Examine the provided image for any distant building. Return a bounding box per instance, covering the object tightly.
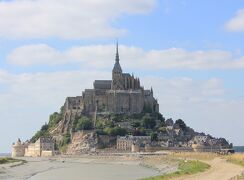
[117,136,151,152]
[193,135,209,144]
[12,137,54,157]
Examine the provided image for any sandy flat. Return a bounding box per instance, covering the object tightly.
[0,155,173,180]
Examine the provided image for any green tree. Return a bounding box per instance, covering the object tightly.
[76,117,92,131]
[60,106,65,115]
[157,113,165,121]
[132,128,146,136]
[104,127,127,136]
[142,114,156,129]
[58,133,71,153]
[72,118,79,132]
[104,120,115,128]
[41,123,49,131]
[30,129,50,143]
[95,129,107,135]
[174,119,187,130]
[95,119,105,129]
[157,113,166,126]
[48,112,62,129]
[62,133,71,145]
[131,121,141,128]
[151,132,158,142]
[158,127,167,133]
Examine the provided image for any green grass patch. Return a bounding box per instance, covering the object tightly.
[0,157,26,165]
[142,160,210,180]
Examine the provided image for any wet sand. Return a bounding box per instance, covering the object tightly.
[0,155,177,180]
[29,161,158,180]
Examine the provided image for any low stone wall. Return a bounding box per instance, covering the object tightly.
[193,146,221,153]
[145,146,193,152]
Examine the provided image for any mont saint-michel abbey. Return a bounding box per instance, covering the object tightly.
[65,43,159,115]
[12,44,232,157]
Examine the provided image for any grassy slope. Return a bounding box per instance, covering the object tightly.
[142,160,210,180]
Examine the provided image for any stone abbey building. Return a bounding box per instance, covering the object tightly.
[64,43,159,115]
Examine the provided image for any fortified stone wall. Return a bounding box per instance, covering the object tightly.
[12,138,54,157]
[12,139,26,157]
[25,143,41,157]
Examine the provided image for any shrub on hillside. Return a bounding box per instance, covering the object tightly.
[104,127,127,136]
[142,114,156,129]
[151,132,158,141]
[48,112,62,129]
[76,117,92,131]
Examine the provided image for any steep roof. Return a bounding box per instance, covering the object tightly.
[94,80,112,89]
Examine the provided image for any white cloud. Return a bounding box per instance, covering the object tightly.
[0,0,155,39]
[225,9,244,32]
[142,76,226,108]
[7,44,67,66]
[7,44,244,70]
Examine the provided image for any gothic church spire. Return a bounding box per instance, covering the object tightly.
[113,40,122,73]
[116,40,119,63]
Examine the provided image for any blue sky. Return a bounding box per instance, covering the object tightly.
[0,0,244,153]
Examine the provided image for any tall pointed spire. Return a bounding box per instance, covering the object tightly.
[115,39,119,63]
[112,39,122,73]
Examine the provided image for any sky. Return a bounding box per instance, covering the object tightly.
[0,0,244,153]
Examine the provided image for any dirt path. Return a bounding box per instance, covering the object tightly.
[174,157,244,180]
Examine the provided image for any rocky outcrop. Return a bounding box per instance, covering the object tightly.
[66,131,98,155]
[50,110,83,135]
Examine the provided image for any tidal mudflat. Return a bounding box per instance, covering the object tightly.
[0,155,176,180]
[29,161,158,180]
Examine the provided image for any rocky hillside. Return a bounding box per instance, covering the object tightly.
[30,104,231,154]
